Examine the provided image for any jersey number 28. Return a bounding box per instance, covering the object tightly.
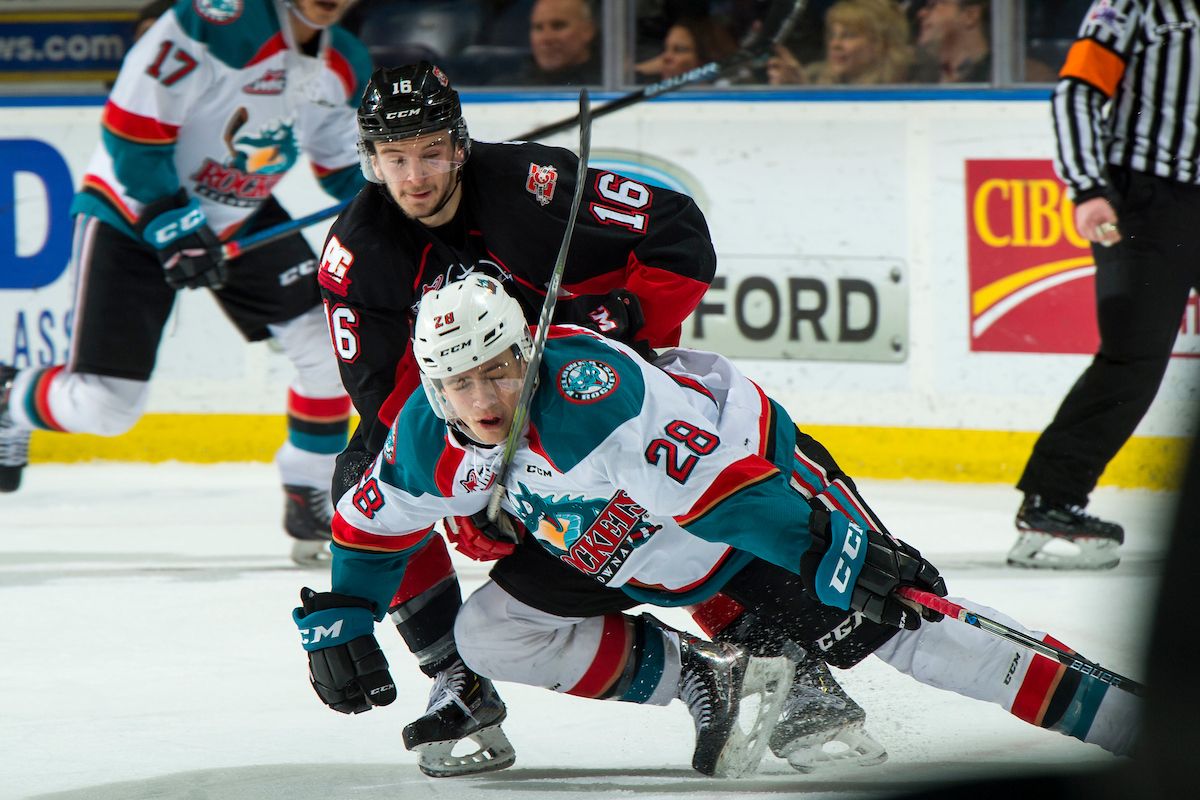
[645,420,719,484]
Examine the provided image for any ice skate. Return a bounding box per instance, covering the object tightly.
[283,484,333,567]
[1008,494,1124,570]
[678,636,794,778]
[401,658,515,778]
[769,651,888,773]
[0,365,29,494]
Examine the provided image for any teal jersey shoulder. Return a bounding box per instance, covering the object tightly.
[379,390,454,497]
[531,331,646,473]
[327,25,373,106]
[175,0,280,70]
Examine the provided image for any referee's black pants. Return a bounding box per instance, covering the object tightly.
[1018,167,1200,506]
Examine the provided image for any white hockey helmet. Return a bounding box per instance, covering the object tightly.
[413,275,532,420]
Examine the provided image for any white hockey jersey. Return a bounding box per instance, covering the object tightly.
[330,327,881,615]
[72,0,370,240]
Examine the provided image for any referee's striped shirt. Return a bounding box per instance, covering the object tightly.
[1052,0,1200,201]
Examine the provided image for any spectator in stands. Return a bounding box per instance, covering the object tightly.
[496,0,601,85]
[134,0,175,41]
[767,0,912,85]
[636,15,740,81]
[910,0,991,82]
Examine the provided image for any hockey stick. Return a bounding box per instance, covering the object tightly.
[512,0,808,142]
[218,0,805,262]
[219,199,351,262]
[896,587,1146,698]
[485,89,592,532]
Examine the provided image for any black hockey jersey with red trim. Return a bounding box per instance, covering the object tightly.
[319,139,717,455]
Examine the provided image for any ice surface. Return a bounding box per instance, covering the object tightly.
[0,464,1170,800]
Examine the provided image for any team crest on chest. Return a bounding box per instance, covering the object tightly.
[527,163,558,206]
[557,359,618,404]
[194,0,243,24]
[460,466,496,492]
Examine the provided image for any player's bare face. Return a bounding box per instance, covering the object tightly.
[372,133,463,226]
[440,354,526,445]
[289,0,355,32]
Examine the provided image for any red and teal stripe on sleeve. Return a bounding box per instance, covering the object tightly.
[100,103,181,205]
[330,527,436,621]
[313,162,365,201]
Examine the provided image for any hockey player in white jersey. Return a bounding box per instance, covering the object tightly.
[0,0,371,566]
[293,276,1139,776]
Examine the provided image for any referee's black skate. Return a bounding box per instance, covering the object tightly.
[283,484,334,567]
[677,635,794,778]
[0,365,28,494]
[769,650,887,773]
[402,658,515,778]
[1009,494,1124,570]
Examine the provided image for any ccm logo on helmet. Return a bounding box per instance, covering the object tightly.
[439,341,470,357]
[385,109,421,120]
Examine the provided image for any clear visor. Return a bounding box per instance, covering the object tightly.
[372,134,466,179]
[429,347,528,423]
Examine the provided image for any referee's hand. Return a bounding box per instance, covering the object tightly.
[1076,197,1121,248]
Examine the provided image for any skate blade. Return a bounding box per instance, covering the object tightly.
[1006,532,1120,570]
[290,539,331,568]
[711,655,796,779]
[781,722,889,774]
[413,722,516,778]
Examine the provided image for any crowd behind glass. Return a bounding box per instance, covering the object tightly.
[337,0,1088,90]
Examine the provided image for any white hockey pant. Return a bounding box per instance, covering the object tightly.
[873,596,1138,757]
[455,580,680,706]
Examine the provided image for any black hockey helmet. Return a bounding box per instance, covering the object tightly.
[358,62,469,150]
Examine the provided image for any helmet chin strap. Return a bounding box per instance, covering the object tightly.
[282,0,331,31]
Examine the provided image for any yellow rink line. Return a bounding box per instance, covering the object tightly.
[27,414,1187,491]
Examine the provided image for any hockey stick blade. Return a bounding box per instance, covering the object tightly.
[514,0,807,142]
[485,89,592,530]
[896,587,1147,697]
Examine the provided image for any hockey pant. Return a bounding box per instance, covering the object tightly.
[7,307,348,491]
[454,580,1137,756]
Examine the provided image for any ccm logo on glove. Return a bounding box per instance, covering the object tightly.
[148,204,206,247]
[827,521,864,594]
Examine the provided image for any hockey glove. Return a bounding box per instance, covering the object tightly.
[136,190,226,290]
[799,508,947,630]
[560,289,646,346]
[444,511,523,560]
[293,587,397,714]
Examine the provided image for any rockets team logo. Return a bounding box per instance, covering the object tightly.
[527,163,558,206]
[194,0,243,24]
[557,360,618,404]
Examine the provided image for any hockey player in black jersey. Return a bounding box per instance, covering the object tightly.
[310,61,881,777]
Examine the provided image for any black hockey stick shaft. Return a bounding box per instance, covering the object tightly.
[897,588,1146,697]
[219,199,351,262]
[485,89,592,529]
[513,0,807,142]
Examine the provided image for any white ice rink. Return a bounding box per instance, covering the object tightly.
[0,463,1171,800]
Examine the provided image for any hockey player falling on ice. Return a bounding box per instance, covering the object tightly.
[314,60,886,777]
[293,276,1138,777]
[0,0,370,566]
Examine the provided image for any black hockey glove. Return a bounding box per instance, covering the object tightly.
[799,508,947,630]
[136,190,226,291]
[293,587,397,714]
[560,289,646,346]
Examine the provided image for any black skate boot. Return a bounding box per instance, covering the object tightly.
[677,635,793,778]
[768,649,887,773]
[401,658,515,778]
[0,365,29,493]
[283,484,333,567]
[1009,494,1124,570]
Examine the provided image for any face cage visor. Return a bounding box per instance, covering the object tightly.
[359,123,469,184]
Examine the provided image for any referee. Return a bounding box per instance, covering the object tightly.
[1010,0,1200,570]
